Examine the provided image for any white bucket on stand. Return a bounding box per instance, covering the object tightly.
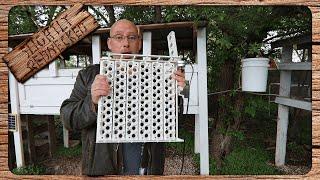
[241,58,269,92]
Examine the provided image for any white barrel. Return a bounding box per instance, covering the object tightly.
[241,58,269,92]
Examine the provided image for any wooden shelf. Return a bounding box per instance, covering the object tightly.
[277,62,311,71]
[275,96,311,111]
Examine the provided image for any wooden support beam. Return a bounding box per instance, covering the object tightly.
[271,35,311,49]
[25,115,36,164]
[276,104,290,166]
[63,125,69,148]
[278,62,311,71]
[92,35,101,65]
[196,27,209,175]
[142,31,152,55]
[275,97,312,111]
[47,116,56,157]
[9,69,25,168]
[94,21,207,35]
[275,44,292,167]
[49,60,58,77]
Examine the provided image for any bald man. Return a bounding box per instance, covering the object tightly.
[61,19,186,176]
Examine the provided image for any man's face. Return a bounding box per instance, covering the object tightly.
[107,21,141,54]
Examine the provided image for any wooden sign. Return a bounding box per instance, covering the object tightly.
[2,3,99,83]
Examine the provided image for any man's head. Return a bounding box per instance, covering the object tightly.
[107,19,141,54]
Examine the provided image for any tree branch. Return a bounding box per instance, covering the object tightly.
[46,6,58,26]
[105,5,115,27]
[154,6,162,23]
[22,6,40,28]
[262,30,304,43]
[88,5,109,26]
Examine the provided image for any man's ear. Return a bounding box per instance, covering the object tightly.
[138,40,142,51]
[137,27,142,51]
[107,38,112,51]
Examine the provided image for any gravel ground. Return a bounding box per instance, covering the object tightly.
[276,165,311,175]
[164,155,198,175]
[39,153,310,176]
[40,153,197,175]
[40,156,82,175]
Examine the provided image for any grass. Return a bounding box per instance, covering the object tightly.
[207,134,279,175]
[287,141,305,154]
[172,108,282,175]
[11,144,82,175]
[212,114,279,175]
[12,165,46,175]
[168,126,279,175]
[55,144,82,158]
[219,146,279,175]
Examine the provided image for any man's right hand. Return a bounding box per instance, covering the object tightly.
[91,75,111,104]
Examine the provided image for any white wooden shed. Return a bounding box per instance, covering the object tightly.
[8,21,209,174]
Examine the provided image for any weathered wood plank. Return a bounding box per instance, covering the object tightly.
[313,117,320,145]
[0,0,319,5]
[313,90,320,102]
[277,62,311,70]
[0,118,8,132]
[0,103,8,114]
[3,3,99,83]
[312,71,320,91]
[312,101,320,111]
[311,7,320,44]
[0,63,7,68]
[309,148,320,175]
[0,90,8,103]
[0,47,8,54]
[271,35,311,49]
[275,97,312,111]
[0,144,8,157]
[313,45,320,71]
[275,45,292,166]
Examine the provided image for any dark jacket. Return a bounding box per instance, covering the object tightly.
[60,64,166,175]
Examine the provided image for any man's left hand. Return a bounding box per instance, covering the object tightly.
[171,69,186,89]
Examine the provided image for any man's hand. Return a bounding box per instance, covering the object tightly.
[171,69,186,89]
[91,75,111,104]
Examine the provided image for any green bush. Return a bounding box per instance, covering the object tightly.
[55,144,82,158]
[12,165,45,175]
[220,147,278,175]
[287,142,304,154]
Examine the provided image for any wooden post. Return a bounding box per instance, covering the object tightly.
[194,117,200,154]
[49,61,58,77]
[25,115,36,164]
[275,45,292,166]
[92,35,101,64]
[196,27,209,175]
[63,126,69,148]
[143,31,152,55]
[47,115,56,157]
[9,70,25,167]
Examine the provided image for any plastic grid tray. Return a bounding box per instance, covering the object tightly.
[96,53,183,143]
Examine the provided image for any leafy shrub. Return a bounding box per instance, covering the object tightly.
[220,147,278,175]
[55,144,82,158]
[12,165,45,175]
